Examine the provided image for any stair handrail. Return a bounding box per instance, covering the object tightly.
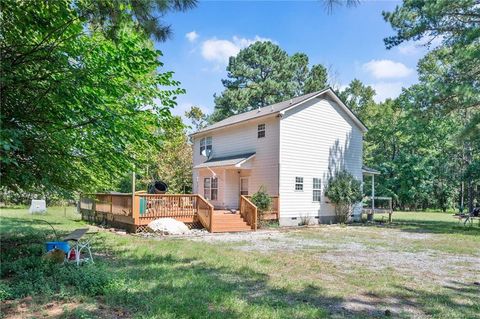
[196,194,214,232]
[240,195,258,231]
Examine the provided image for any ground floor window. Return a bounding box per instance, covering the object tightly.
[313,178,322,202]
[204,177,218,200]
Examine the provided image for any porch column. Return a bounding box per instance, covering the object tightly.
[371,174,375,210]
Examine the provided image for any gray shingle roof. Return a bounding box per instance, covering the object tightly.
[192,88,329,136]
[194,152,256,169]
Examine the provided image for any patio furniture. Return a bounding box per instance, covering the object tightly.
[62,228,96,265]
[454,208,480,226]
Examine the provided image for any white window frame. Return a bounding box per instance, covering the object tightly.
[295,177,304,191]
[240,177,249,196]
[257,124,266,138]
[203,177,218,200]
[200,136,212,155]
[313,178,322,202]
[203,177,210,199]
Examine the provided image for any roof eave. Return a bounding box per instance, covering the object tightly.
[190,112,279,138]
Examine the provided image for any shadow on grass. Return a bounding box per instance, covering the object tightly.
[2,214,479,319]
[353,218,480,237]
[97,241,480,319]
[103,252,351,319]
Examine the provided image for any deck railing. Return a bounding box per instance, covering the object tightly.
[80,193,263,232]
[196,195,214,232]
[245,195,279,220]
[240,195,258,230]
[79,193,134,227]
[137,194,197,219]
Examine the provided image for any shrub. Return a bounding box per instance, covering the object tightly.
[324,171,362,223]
[251,186,272,214]
[1,243,114,300]
[250,186,272,226]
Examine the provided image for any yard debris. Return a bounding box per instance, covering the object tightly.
[147,218,191,235]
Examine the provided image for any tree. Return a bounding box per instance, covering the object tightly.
[0,1,187,197]
[150,116,193,194]
[185,106,209,132]
[76,0,197,41]
[304,64,329,94]
[383,0,479,139]
[324,171,362,223]
[383,0,480,211]
[211,42,329,122]
[338,79,376,121]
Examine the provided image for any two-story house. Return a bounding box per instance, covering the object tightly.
[191,87,368,226]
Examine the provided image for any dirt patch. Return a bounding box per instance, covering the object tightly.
[1,297,131,319]
[185,226,480,318]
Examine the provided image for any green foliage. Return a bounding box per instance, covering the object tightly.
[338,79,376,120]
[185,106,209,132]
[1,230,113,300]
[0,0,186,197]
[116,116,193,194]
[211,41,329,122]
[382,0,480,211]
[251,186,272,213]
[324,171,362,223]
[74,0,197,42]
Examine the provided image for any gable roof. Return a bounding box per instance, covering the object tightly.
[191,87,367,136]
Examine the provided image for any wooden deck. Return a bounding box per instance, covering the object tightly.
[79,193,279,233]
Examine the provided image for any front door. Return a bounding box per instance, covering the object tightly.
[240,177,249,196]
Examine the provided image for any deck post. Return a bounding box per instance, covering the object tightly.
[388,198,393,223]
[132,195,140,226]
[209,205,213,232]
[371,175,375,211]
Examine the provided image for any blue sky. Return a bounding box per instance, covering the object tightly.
[156,1,428,119]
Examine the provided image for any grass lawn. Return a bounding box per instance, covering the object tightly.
[1,207,479,319]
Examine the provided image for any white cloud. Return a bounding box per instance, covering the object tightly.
[362,59,413,79]
[185,31,199,43]
[201,35,274,65]
[397,36,444,56]
[370,82,404,103]
[397,43,420,55]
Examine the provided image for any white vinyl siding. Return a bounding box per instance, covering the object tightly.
[192,116,280,209]
[279,97,363,221]
[192,94,364,218]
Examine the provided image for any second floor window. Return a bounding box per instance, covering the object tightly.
[200,136,212,155]
[295,177,303,191]
[258,124,266,138]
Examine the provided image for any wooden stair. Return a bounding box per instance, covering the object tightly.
[212,211,252,233]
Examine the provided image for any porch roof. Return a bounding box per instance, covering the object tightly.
[194,152,256,169]
[362,166,381,176]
